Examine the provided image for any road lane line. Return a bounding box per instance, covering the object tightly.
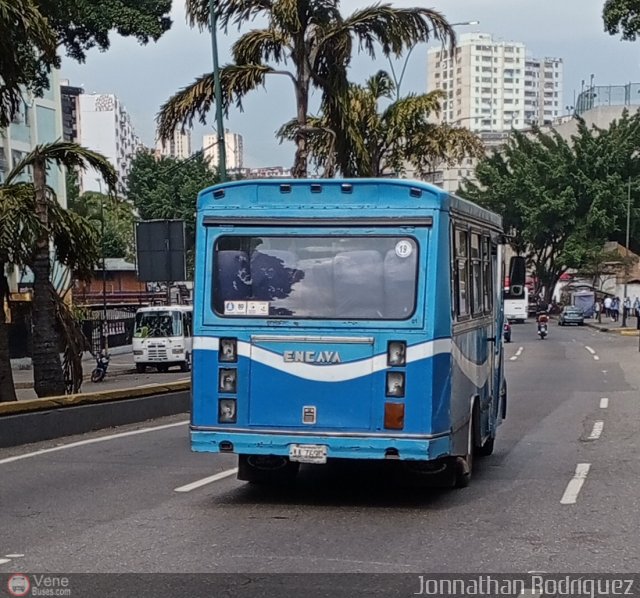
[600,398,609,409]
[174,468,238,492]
[0,559,10,565]
[593,355,600,361]
[585,346,596,355]
[516,347,524,356]
[4,554,24,558]
[0,421,189,466]
[510,356,518,361]
[588,421,604,440]
[560,463,591,505]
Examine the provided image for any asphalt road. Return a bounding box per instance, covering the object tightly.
[1,321,639,592]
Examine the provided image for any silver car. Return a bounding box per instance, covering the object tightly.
[558,306,585,326]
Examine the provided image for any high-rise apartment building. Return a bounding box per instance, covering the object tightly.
[155,128,192,159]
[77,93,140,195]
[203,130,244,171]
[427,33,563,131]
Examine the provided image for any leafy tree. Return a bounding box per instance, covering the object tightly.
[6,143,118,398]
[157,0,455,177]
[278,70,484,177]
[603,0,640,40]
[460,113,640,302]
[68,190,137,260]
[35,0,172,62]
[1,0,172,127]
[127,151,221,274]
[0,0,57,127]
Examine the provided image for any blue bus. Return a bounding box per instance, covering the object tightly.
[191,178,521,487]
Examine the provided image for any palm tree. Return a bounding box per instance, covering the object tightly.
[157,0,455,178]
[5,143,118,398]
[279,70,485,178]
[0,0,57,127]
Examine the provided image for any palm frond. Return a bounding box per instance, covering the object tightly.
[328,4,455,59]
[6,142,118,196]
[156,64,274,141]
[271,0,302,33]
[186,0,274,30]
[233,28,290,64]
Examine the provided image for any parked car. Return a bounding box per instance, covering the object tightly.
[503,322,512,342]
[559,306,585,326]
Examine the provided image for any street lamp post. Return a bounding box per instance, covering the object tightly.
[388,20,479,99]
[209,0,227,181]
[622,176,631,327]
[96,179,107,353]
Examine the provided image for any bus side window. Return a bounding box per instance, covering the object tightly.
[454,227,469,318]
[215,250,251,313]
[334,250,384,318]
[383,249,417,318]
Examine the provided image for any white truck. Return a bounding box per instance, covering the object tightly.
[132,305,193,373]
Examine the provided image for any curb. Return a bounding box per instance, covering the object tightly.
[0,380,190,417]
[584,321,638,334]
[12,368,139,390]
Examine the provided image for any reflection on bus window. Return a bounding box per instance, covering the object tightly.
[213,236,419,320]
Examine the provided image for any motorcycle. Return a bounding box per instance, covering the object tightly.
[503,322,512,343]
[91,350,110,382]
[537,320,548,340]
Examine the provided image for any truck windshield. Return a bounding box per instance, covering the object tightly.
[134,311,183,338]
[213,235,419,320]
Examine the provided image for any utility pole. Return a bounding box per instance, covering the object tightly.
[96,179,108,353]
[622,176,631,327]
[209,0,227,181]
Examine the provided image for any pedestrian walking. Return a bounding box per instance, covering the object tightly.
[623,297,631,324]
[604,296,612,318]
[594,300,602,323]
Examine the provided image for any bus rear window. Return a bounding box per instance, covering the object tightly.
[213,236,419,320]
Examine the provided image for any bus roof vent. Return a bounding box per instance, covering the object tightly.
[409,187,422,198]
[310,183,322,193]
[213,189,225,199]
[280,184,292,194]
[341,183,353,194]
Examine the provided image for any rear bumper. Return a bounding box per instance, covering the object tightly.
[191,430,451,461]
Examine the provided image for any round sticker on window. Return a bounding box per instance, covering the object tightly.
[395,240,413,258]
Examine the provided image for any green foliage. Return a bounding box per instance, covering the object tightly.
[127,151,221,275]
[68,191,137,261]
[278,70,485,177]
[35,0,172,62]
[159,0,456,177]
[460,111,640,300]
[603,0,640,40]
[0,0,57,127]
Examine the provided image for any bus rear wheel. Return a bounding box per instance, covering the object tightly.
[238,454,299,485]
[453,411,476,488]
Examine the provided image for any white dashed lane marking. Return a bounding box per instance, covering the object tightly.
[560,463,591,505]
[174,468,239,493]
[600,398,609,409]
[588,421,604,440]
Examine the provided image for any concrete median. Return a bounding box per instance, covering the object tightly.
[0,381,191,449]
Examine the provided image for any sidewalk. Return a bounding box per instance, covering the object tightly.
[10,345,135,389]
[585,318,640,335]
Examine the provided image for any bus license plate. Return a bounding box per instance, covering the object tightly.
[289,444,327,464]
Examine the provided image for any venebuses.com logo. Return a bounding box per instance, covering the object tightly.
[7,574,30,597]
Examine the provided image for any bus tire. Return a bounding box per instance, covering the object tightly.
[180,353,191,372]
[477,436,495,457]
[238,454,299,485]
[157,364,169,373]
[454,411,476,488]
[136,364,146,374]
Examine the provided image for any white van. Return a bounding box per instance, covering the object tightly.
[132,305,193,373]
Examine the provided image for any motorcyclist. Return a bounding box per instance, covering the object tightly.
[536,303,549,335]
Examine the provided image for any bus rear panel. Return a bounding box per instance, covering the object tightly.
[191,179,505,484]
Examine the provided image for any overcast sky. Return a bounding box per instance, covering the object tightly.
[61,0,640,169]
